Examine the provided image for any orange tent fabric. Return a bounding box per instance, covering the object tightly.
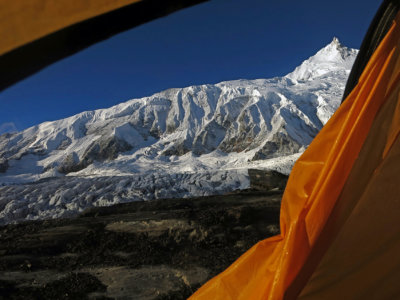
[190,10,400,300]
[297,47,400,300]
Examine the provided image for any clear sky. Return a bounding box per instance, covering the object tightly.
[0,0,381,134]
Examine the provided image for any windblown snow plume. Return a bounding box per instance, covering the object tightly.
[0,38,357,224]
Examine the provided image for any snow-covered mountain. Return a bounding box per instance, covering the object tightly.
[0,38,358,224]
[287,37,357,83]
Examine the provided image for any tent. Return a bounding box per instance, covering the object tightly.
[2,0,400,298]
[190,0,400,298]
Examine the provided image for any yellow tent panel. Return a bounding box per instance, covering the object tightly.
[0,0,206,91]
[0,0,141,57]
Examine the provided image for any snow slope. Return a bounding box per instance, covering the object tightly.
[0,38,357,224]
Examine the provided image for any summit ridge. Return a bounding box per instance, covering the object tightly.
[0,38,358,224]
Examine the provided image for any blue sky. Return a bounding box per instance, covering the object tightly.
[0,0,381,133]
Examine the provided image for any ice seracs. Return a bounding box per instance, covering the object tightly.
[0,38,358,224]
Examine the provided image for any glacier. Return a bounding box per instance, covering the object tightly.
[0,38,358,224]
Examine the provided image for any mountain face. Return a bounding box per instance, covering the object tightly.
[286,37,357,83]
[0,38,358,224]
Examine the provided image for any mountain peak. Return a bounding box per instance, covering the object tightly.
[331,36,340,46]
[317,37,349,59]
[325,37,345,53]
[286,37,358,82]
[0,37,358,224]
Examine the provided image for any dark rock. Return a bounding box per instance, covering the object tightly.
[252,132,301,160]
[248,169,288,191]
[73,136,133,172]
[56,136,133,174]
[56,138,72,150]
[0,159,8,173]
[0,190,282,299]
[86,136,132,161]
[161,142,190,156]
[192,121,226,155]
[57,152,80,174]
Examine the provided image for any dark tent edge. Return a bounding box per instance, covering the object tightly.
[342,0,400,101]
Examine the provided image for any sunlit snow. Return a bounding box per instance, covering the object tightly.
[0,38,358,224]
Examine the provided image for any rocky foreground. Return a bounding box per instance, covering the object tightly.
[0,171,286,299]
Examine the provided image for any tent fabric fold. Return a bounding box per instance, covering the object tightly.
[190,10,400,300]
